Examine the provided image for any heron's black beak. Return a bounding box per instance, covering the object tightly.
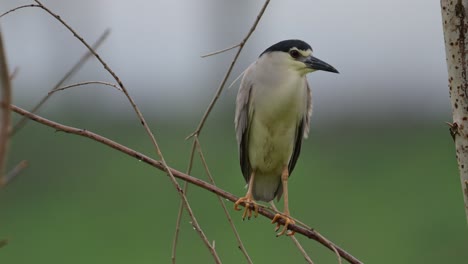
[304,55,339,73]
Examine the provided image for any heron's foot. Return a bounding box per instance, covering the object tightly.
[272,213,296,236]
[234,196,259,220]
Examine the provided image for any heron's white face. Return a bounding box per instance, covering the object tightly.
[266,47,339,77]
[285,47,315,75]
[256,46,338,82]
[259,47,314,77]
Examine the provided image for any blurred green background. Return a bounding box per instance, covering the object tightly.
[1,115,467,263]
[2,0,468,263]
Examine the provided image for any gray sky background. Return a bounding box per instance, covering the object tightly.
[1,0,449,123]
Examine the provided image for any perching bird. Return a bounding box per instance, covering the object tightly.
[234,39,338,236]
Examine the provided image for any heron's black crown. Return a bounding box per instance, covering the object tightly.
[260,39,312,57]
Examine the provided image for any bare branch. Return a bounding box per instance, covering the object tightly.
[11,28,111,135]
[11,104,363,264]
[0,26,12,186]
[31,1,221,261]
[195,137,253,264]
[187,0,271,139]
[49,81,122,95]
[0,4,40,18]
[201,44,240,58]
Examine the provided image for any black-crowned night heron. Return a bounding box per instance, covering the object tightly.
[233,39,338,236]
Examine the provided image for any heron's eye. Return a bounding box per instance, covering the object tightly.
[289,49,300,59]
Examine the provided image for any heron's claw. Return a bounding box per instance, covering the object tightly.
[234,196,259,220]
[272,213,296,236]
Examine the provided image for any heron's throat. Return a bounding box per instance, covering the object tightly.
[253,72,307,124]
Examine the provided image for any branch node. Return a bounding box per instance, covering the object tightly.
[447,121,460,140]
[185,131,198,140]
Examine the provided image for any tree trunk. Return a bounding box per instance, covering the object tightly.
[441,0,468,223]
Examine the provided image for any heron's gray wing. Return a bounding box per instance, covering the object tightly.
[288,80,312,174]
[235,63,255,183]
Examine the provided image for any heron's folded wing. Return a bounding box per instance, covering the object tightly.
[288,80,312,175]
[235,63,255,183]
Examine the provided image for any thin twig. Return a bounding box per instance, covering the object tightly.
[49,81,122,95]
[291,237,315,264]
[187,0,271,139]
[11,104,363,264]
[171,141,196,264]
[171,182,187,264]
[0,4,40,18]
[195,137,253,264]
[1,160,28,187]
[31,1,221,262]
[11,28,111,135]
[0,26,12,186]
[201,44,240,58]
[270,202,314,264]
[9,67,19,80]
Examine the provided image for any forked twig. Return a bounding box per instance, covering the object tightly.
[11,28,111,135]
[195,138,253,263]
[30,1,221,262]
[11,104,363,264]
[187,0,271,139]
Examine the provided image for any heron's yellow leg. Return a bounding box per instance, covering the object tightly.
[234,171,259,219]
[272,166,296,236]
